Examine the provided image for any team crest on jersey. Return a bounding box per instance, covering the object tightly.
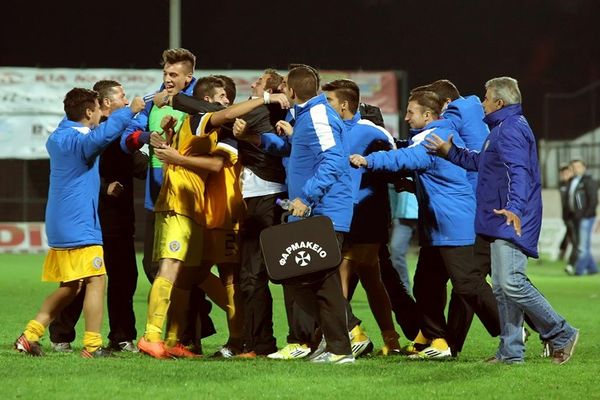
[92,257,103,269]
[169,240,181,252]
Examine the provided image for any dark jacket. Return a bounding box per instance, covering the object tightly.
[570,174,598,219]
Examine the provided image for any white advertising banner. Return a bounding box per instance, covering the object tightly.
[0,67,400,159]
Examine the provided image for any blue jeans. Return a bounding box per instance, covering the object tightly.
[575,217,599,275]
[490,239,577,362]
[389,219,416,294]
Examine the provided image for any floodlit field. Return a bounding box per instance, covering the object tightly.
[1,253,599,399]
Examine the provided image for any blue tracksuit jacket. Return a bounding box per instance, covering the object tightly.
[446,104,542,258]
[364,118,475,247]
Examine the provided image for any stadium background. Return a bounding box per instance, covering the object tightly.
[1,0,599,256]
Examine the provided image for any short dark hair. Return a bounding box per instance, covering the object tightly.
[63,88,99,121]
[193,76,226,100]
[321,79,360,114]
[408,90,443,117]
[263,68,284,93]
[213,74,237,104]
[427,79,460,101]
[288,63,321,88]
[92,80,121,103]
[287,65,319,102]
[161,48,196,72]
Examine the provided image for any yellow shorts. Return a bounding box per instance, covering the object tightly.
[342,243,379,266]
[154,212,204,265]
[202,229,240,265]
[42,245,105,282]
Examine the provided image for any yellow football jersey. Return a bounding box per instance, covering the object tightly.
[154,114,217,225]
[203,130,245,231]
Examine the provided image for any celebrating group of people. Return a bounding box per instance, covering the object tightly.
[14,47,579,365]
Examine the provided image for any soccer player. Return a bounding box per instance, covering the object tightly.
[350,90,497,359]
[48,80,146,353]
[14,88,144,358]
[322,79,402,356]
[121,47,197,283]
[137,76,290,359]
[260,65,355,363]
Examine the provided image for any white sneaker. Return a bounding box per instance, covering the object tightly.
[565,265,575,275]
[308,337,327,360]
[267,343,311,359]
[212,345,240,358]
[310,351,355,364]
[50,342,73,353]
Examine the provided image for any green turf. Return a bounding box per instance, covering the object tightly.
[1,253,599,399]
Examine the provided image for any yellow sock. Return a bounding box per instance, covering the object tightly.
[414,330,430,345]
[350,324,369,342]
[83,331,102,353]
[145,276,173,342]
[24,320,45,342]
[225,283,244,345]
[430,338,449,350]
[164,287,190,347]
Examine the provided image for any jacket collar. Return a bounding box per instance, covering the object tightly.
[344,111,362,129]
[483,104,522,128]
[294,93,328,117]
[409,118,450,138]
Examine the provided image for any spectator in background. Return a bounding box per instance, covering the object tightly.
[567,159,598,276]
[558,164,577,269]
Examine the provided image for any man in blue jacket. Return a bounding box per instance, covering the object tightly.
[260,65,355,363]
[14,88,144,358]
[425,76,579,364]
[422,79,489,192]
[351,90,500,359]
[321,79,401,356]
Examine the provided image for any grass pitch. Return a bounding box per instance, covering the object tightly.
[1,253,599,399]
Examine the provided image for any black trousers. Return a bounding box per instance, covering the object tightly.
[49,287,85,343]
[413,243,500,350]
[104,235,138,342]
[284,269,352,355]
[378,244,420,340]
[239,193,284,354]
[50,234,139,343]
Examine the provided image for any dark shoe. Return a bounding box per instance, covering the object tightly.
[552,330,579,365]
[109,340,139,353]
[81,347,113,358]
[14,334,43,356]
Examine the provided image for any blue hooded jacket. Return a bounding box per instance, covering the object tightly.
[364,118,475,247]
[447,104,542,258]
[442,95,489,191]
[260,94,354,232]
[45,107,136,248]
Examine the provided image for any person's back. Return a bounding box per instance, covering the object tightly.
[287,93,353,231]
